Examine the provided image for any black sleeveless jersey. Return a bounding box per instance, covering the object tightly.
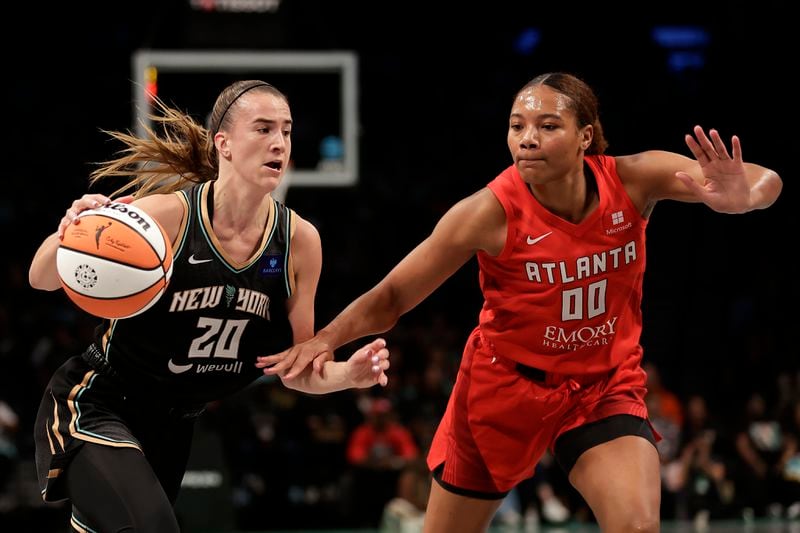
[94,182,295,405]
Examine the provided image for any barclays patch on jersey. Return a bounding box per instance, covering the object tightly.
[259,254,284,277]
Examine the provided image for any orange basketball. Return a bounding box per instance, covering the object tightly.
[56,202,173,319]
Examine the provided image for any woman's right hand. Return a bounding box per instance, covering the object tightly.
[57,194,134,239]
[30,194,134,291]
[57,194,109,239]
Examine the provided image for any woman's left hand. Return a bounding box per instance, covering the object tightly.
[344,338,390,388]
[676,125,751,213]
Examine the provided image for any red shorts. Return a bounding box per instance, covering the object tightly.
[427,328,650,494]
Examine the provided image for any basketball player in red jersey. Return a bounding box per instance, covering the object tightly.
[258,72,783,532]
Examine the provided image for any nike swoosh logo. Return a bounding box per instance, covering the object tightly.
[168,359,193,374]
[526,232,552,245]
[188,254,213,265]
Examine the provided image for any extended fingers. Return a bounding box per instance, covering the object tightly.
[731,135,743,162]
[346,340,390,387]
[255,350,287,368]
[364,337,387,355]
[58,194,112,238]
[708,129,731,160]
[687,126,738,165]
[370,348,390,387]
[694,125,720,160]
[77,194,112,212]
[684,125,719,165]
[350,338,389,371]
[684,132,707,165]
[369,347,390,374]
[264,356,295,375]
[259,350,297,376]
[283,350,321,380]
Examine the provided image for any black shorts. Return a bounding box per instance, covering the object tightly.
[553,413,656,473]
[34,350,201,503]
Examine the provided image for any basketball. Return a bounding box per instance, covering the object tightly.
[56,202,173,319]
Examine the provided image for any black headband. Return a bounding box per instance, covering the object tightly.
[213,82,273,133]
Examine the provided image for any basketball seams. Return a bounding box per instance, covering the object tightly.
[99,212,165,264]
[61,213,161,270]
[61,281,167,319]
[56,203,173,319]
[81,205,168,259]
[58,272,166,300]
[57,243,161,271]
[112,214,165,263]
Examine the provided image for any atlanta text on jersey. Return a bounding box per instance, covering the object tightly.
[525,241,637,284]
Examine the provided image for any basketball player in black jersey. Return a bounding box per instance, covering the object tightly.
[28,81,390,533]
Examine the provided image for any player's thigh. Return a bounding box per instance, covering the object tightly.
[568,435,660,532]
[66,442,179,533]
[423,479,504,533]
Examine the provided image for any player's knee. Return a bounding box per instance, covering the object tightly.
[619,511,659,533]
[596,497,659,533]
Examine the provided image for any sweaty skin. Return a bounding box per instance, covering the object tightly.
[517,90,571,113]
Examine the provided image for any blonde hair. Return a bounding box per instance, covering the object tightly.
[90,80,286,199]
[89,96,216,198]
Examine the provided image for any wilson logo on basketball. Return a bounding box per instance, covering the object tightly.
[107,202,152,232]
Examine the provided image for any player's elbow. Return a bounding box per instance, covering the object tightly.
[767,170,783,203]
[753,170,783,211]
[376,284,407,330]
[28,266,60,291]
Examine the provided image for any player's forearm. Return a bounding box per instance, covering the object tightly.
[316,285,403,350]
[282,361,353,394]
[29,233,62,291]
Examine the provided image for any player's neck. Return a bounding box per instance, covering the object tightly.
[529,163,598,224]
[212,179,271,231]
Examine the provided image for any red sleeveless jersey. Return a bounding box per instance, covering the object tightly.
[478,155,647,374]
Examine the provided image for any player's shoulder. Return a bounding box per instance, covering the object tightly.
[132,193,186,237]
[133,192,185,213]
[289,212,321,246]
[442,187,505,239]
[452,187,501,215]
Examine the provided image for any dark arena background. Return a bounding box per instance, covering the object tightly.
[1,1,796,531]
